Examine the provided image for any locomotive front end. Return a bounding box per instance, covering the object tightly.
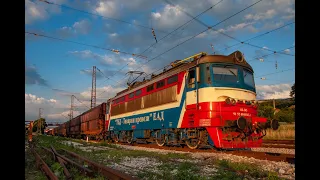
[193,51,279,149]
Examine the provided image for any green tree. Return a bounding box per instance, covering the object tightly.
[274,108,295,123]
[258,105,275,120]
[32,118,47,133]
[290,83,295,100]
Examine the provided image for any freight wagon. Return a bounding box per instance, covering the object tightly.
[68,115,81,138]
[80,103,107,140]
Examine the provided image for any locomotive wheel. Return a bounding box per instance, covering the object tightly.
[155,130,167,147]
[126,131,134,144]
[112,133,120,143]
[185,139,201,149]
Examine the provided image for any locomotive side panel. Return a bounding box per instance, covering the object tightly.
[109,72,186,133]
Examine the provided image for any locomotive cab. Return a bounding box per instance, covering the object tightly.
[183,51,279,149]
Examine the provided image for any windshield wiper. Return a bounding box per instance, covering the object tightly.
[224,66,237,76]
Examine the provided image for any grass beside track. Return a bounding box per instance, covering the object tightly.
[264,123,295,140]
[25,135,286,180]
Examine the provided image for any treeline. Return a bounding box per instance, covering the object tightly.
[26,118,48,134]
[258,98,295,123]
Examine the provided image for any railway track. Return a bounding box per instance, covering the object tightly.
[262,139,295,145]
[261,139,295,149]
[85,140,295,164]
[261,144,295,149]
[28,141,138,180]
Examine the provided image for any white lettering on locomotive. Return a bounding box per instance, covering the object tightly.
[115,111,165,126]
[232,112,251,117]
[240,108,248,112]
[153,111,164,121]
[115,119,121,126]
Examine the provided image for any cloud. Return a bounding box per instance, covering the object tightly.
[51,88,81,97]
[25,29,47,41]
[284,49,290,54]
[197,22,257,39]
[73,19,91,34]
[80,68,127,80]
[56,19,91,38]
[245,9,277,21]
[25,65,49,87]
[95,0,119,17]
[151,4,189,30]
[80,69,104,79]
[68,50,147,72]
[25,0,65,24]
[80,85,126,101]
[256,83,292,100]
[25,94,57,104]
[25,93,70,122]
[56,26,74,38]
[109,33,117,37]
[47,110,81,121]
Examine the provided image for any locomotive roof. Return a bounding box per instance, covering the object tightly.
[113,50,253,99]
[198,51,253,70]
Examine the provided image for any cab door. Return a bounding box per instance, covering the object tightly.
[186,66,200,110]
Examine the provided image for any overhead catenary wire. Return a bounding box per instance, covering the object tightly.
[141,0,264,74]
[162,0,240,41]
[254,68,295,78]
[96,0,264,98]
[25,31,148,59]
[73,95,90,109]
[136,0,225,57]
[92,1,224,88]
[162,0,294,57]
[37,0,168,34]
[96,67,122,87]
[221,22,295,52]
[248,46,295,63]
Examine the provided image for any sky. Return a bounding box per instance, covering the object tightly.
[25,0,295,123]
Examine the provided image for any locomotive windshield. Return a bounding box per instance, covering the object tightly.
[210,64,255,92]
[243,69,255,88]
[212,66,238,83]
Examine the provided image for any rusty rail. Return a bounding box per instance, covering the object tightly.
[29,143,59,180]
[41,147,72,179]
[49,146,94,177]
[41,147,56,161]
[57,156,72,180]
[62,149,139,180]
[262,139,295,145]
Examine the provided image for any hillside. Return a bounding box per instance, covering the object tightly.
[258,98,295,109]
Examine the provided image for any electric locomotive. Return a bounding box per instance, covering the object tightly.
[106,51,279,149]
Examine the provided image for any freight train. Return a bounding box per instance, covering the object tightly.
[51,51,279,149]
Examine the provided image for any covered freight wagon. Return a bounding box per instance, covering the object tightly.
[69,115,81,138]
[81,102,106,140]
[53,127,58,136]
[59,123,67,137]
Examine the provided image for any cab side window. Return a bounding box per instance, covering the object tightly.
[188,69,196,88]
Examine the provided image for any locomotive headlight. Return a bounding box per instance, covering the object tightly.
[225,98,231,104]
[231,98,236,105]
